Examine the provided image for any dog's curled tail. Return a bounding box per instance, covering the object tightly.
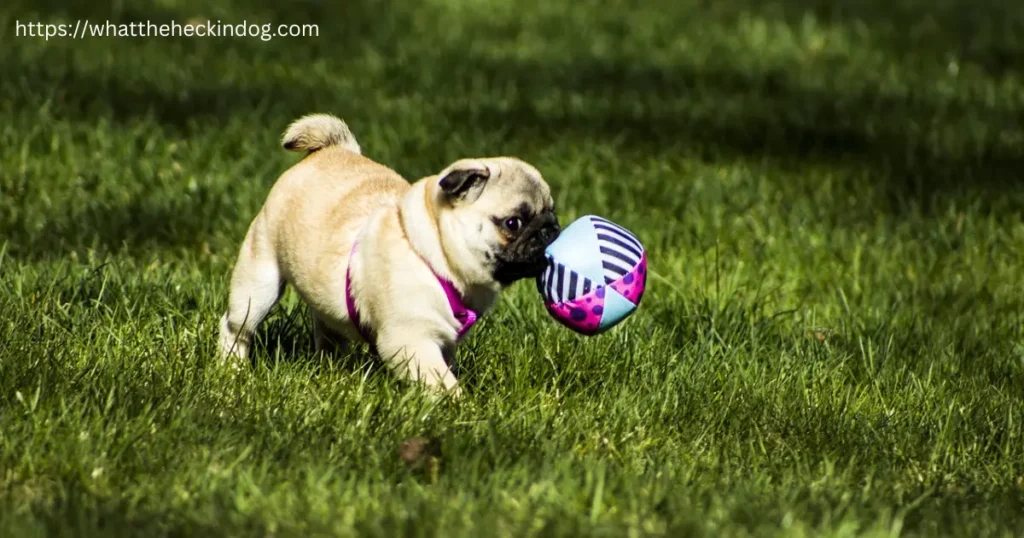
[281,113,361,154]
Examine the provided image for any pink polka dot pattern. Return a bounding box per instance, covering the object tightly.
[608,254,647,304]
[545,287,606,335]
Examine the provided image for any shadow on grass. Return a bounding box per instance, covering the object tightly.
[248,301,383,377]
[759,0,1024,78]
[2,0,404,132]
[438,52,1023,211]
[5,187,228,260]
[4,0,1023,258]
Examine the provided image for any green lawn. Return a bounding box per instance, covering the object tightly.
[3,0,1024,536]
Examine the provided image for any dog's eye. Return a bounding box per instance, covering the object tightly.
[504,217,522,232]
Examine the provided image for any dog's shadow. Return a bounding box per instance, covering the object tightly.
[248,303,383,376]
[247,301,473,384]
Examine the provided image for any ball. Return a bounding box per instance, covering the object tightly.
[536,215,647,335]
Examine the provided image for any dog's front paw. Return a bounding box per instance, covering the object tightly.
[379,339,462,400]
[421,382,463,404]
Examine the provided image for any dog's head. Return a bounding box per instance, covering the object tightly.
[429,157,561,288]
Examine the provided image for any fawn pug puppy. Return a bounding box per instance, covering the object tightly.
[217,114,561,396]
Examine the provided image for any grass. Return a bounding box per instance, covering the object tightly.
[2,0,1024,535]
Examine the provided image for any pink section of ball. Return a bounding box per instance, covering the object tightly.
[544,287,607,335]
[608,254,647,304]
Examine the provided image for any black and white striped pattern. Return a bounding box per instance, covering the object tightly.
[590,216,644,284]
[539,259,595,304]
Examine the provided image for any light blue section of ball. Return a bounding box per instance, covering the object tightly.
[543,215,606,284]
[599,287,636,330]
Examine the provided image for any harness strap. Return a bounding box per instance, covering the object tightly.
[345,240,478,345]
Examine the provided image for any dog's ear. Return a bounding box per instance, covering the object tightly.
[437,160,491,204]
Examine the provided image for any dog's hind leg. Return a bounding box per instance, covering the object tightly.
[218,213,283,365]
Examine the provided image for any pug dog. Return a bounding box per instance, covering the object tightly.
[217,113,561,397]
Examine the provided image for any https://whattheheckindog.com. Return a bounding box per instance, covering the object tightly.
[15,19,319,41]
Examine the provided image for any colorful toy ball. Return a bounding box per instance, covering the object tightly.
[536,215,647,335]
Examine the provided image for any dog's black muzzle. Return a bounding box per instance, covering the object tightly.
[493,211,561,285]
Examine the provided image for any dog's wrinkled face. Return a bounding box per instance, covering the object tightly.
[433,157,560,287]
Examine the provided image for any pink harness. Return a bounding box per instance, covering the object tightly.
[344,241,479,346]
